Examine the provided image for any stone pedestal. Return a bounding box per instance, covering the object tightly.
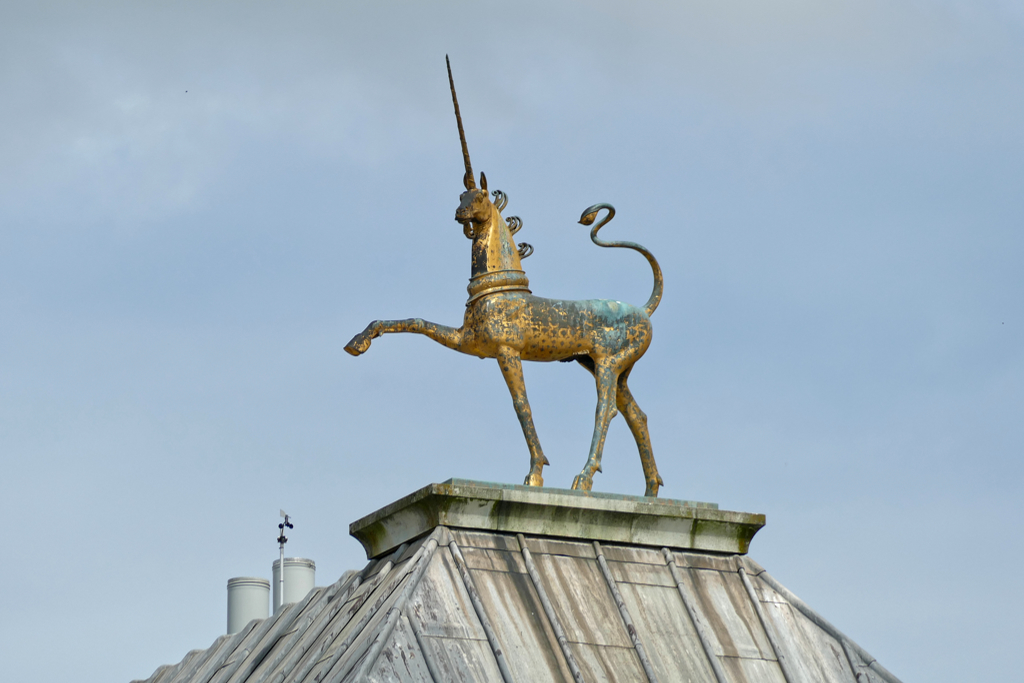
[349,478,765,559]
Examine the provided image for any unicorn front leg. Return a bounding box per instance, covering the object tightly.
[495,346,549,487]
[344,318,465,356]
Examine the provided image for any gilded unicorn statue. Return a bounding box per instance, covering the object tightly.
[346,58,665,496]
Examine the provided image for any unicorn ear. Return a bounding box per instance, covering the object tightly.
[480,172,487,191]
[463,170,476,190]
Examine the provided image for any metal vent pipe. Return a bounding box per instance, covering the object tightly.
[226,577,270,634]
[272,557,315,614]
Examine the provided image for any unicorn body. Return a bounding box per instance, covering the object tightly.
[344,59,664,496]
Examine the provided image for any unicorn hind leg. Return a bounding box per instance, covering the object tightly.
[572,361,620,492]
[616,368,662,497]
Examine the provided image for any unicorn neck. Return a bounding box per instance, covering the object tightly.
[466,206,531,304]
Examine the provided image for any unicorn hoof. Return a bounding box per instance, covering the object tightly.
[644,474,664,498]
[344,336,369,356]
[571,474,593,492]
[345,322,382,356]
[523,472,544,487]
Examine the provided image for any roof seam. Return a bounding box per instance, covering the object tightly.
[738,565,796,683]
[662,547,729,683]
[409,633,490,643]
[404,612,442,683]
[518,533,586,683]
[593,540,660,683]
[613,580,677,588]
[561,642,647,649]
[447,537,516,683]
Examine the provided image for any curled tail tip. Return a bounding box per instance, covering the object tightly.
[579,203,613,226]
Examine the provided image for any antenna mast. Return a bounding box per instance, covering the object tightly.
[277,510,293,611]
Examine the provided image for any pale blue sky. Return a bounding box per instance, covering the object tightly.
[1,2,1022,681]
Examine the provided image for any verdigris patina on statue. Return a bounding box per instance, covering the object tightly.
[346,58,665,496]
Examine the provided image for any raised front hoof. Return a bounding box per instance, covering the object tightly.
[644,475,665,498]
[523,472,544,487]
[571,474,593,492]
[344,332,373,356]
[346,337,370,356]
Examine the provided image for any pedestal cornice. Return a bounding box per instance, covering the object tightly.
[349,479,766,559]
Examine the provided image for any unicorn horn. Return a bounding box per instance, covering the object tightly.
[446,55,476,190]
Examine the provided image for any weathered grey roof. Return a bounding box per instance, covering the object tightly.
[133,524,903,683]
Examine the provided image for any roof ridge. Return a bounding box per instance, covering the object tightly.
[742,557,904,683]
[243,572,361,683]
[168,628,253,683]
[315,528,446,683]
[214,586,325,683]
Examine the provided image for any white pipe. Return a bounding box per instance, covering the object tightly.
[272,557,316,614]
[226,577,269,634]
